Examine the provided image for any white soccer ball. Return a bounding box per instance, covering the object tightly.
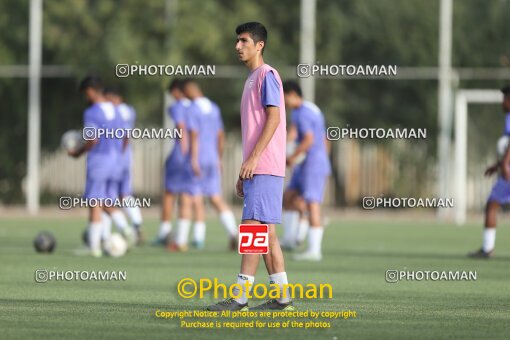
[103,233,128,258]
[497,135,509,158]
[61,130,85,153]
[286,142,305,164]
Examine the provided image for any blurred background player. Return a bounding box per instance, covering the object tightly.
[170,79,237,250]
[155,79,192,247]
[468,86,510,258]
[69,75,134,257]
[281,81,331,261]
[104,87,144,244]
[208,22,293,311]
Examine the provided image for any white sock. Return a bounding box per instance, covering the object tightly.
[269,272,291,303]
[122,196,143,226]
[233,274,255,304]
[308,227,324,255]
[220,210,237,237]
[89,222,103,251]
[175,219,191,246]
[158,221,172,240]
[482,228,496,252]
[282,211,299,245]
[296,218,310,244]
[193,221,206,244]
[111,210,130,233]
[101,212,112,241]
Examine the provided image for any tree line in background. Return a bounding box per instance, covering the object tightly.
[0,0,509,203]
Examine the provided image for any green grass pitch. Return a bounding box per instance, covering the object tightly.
[1,214,509,339]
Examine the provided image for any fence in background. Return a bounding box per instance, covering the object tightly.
[40,137,495,211]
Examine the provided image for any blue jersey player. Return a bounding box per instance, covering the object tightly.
[104,87,144,244]
[155,79,194,248]
[469,85,510,258]
[69,76,133,257]
[168,79,238,251]
[281,81,331,261]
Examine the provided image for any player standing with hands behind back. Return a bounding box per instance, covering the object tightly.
[207,22,294,311]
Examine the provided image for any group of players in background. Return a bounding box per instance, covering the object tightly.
[70,76,143,257]
[71,74,332,262]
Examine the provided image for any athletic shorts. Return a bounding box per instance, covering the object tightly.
[242,174,284,224]
[287,165,329,203]
[118,167,132,197]
[83,177,120,200]
[184,163,221,196]
[488,176,510,204]
[165,157,188,193]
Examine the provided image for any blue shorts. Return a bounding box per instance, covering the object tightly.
[83,177,119,200]
[184,163,221,197]
[287,165,329,203]
[242,175,284,224]
[118,167,132,197]
[488,177,510,204]
[165,157,188,193]
[199,163,221,196]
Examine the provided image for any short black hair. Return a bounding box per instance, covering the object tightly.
[168,79,184,92]
[283,80,303,97]
[501,85,510,95]
[79,75,104,92]
[235,22,267,54]
[103,86,122,97]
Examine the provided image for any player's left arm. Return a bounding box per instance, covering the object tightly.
[325,137,332,155]
[239,106,280,179]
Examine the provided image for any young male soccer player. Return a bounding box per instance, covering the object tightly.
[171,79,237,250]
[69,76,133,257]
[104,87,144,244]
[468,85,510,258]
[155,79,193,246]
[207,22,294,311]
[281,81,331,261]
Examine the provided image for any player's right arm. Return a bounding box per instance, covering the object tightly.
[484,161,501,177]
[287,132,313,167]
[287,124,297,142]
[287,110,313,166]
[177,122,188,154]
[68,139,96,158]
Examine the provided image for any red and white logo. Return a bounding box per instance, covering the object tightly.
[238,224,269,254]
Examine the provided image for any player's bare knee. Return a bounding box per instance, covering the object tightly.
[209,195,227,212]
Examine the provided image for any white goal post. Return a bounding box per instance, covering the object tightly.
[454,89,503,225]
